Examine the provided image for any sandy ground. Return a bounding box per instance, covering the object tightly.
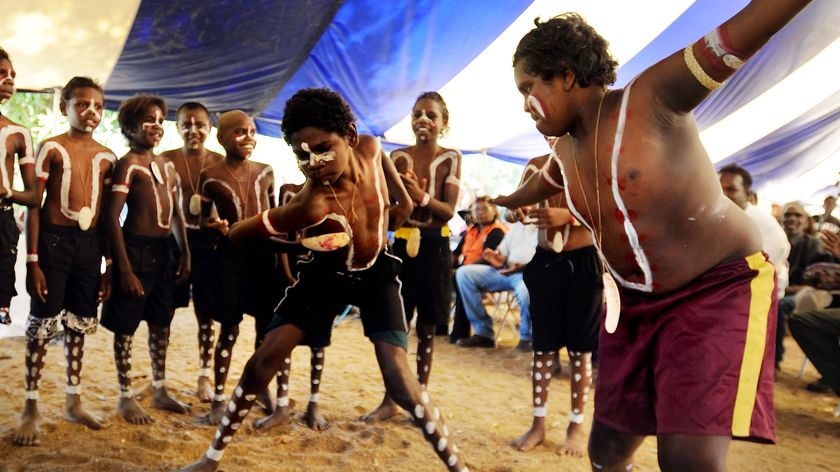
[1,305,839,472]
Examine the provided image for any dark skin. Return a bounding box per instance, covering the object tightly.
[0,58,38,208]
[494,2,811,470]
[181,126,470,472]
[13,86,114,447]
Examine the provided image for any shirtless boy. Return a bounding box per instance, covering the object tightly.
[179,88,467,472]
[364,91,461,422]
[0,46,38,325]
[161,102,223,402]
[493,3,811,469]
[197,110,283,424]
[101,95,191,424]
[13,76,115,446]
[505,149,601,458]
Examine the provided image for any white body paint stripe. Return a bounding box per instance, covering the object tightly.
[204,177,243,220]
[392,148,460,225]
[253,165,272,213]
[1,125,34,193]
[35,142,116,222]
[123,164,174,229]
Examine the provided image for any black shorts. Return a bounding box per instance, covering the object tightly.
[26,224,102,338]
[173,229,219,312]
[267,250,408,349]
[524,246,603,352]
[392,228,452,327]
[100,233,180,336]
[213,238,286,328]
[0,207,20,308]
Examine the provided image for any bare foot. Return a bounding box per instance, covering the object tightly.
[359,397,400,423]
[12,403,41,446]
[203,399,226,425]
[557,422,587,458]
[152,387,191,414]
[304,401,329,431]
[256,388,274,414]
[513,421,545,451]
[178,456,220,472]
[65,395,107,430]
[118,396,154,425]
[253,406,292,432]
[197,376,213,403]
[134,382,153,401]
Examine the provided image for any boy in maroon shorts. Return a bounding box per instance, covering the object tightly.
[493,2,810,469]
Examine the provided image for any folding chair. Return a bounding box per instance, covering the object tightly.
[487,290,519,344]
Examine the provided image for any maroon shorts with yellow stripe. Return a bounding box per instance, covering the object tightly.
[594,252,776,443]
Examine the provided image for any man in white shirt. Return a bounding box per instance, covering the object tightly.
[455,221,538,349]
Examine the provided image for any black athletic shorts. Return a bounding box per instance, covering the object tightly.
[0,207,20,308]
[392,227,452,327]
[173,228,219,312]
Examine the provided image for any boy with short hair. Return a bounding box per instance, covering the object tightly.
[179,88,467,472]
[197,110,283,424]
[13,76,115,446]
[101,95,191,424]
[0,46,39,325]
[495,3,811,469]
[161,101,224,402]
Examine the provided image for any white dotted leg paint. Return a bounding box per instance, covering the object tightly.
[148,326,171,386]
[531,351,554,417]
[275,356,291,409]
[214,325,239,398]
[417,332,434,388]
[114,335,134,395]
[24,338,48,396]
[568,351,592,425]
[407,396,467,472]
[64,330,85,392]
[206,383,257,462]
[198,322,215,374]
[310,348,325,400]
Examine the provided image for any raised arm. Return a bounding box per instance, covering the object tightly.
[493,152,564,210]
[654,0,812,113]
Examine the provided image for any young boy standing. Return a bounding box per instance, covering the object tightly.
[197,110,282,424]
[161,101,223,402]
[179,88,467,472]
[101,95,191,424]
[13,76,114,446]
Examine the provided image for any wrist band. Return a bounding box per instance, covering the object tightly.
[205,446,224,461]
[24,389,39,400]
[533,406,547,417]
[569,411,585,424]
[419,192,431,207]
[26,254,38,263]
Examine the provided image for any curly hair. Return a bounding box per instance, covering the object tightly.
[117,95,167,140]
[718,163,753,191]
[414,91,450,135]
[513,13,618,87]
[281,88,355,145]
[61,76,103,103]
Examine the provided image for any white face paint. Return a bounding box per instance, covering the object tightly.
[234,126,256,155]
[527,95,546,120]
[0,70,14,105]
[299,142,335,167]
[142,109,165,132]
[81,99,101,132]
[180,116,210,141]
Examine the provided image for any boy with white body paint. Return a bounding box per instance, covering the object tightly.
[363,91,461,423]
[179,88,468,472]
[161,102,224,403]
[254,180,331,432]
[12,76,114,446]
[505,148,602,458]
[101,95,192,424]
[494,3,811,470]
[196,110,284,425]
[0,47,39,325]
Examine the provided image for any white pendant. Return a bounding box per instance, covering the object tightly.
[603,272,621,334]
[78,206,93,231]
[552,232,564,253]
[300,232,350,252]
[189,194,202,216]
[150,161,164,184]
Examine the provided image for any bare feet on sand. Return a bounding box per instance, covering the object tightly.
[557,422,587,458]
[359,396,400,423]
[305,401,329,431]
[65,394,107,430]
[513,420,545,452]
[12,402,41,446]
[197,376,213,403]
[152,387,191,414]
[253,406,293,432]
[203,399,226,425]
[118,396,154,424]
[178,456,220,472]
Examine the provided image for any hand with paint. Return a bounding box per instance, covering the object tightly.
[527,206,574,229]
[98,264,112,303]
[207,217,229,236]
[25,261,49,303]
[399,169,428,204]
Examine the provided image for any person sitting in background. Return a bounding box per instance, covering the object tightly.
[812,195,840,234]
[455,220,537,349]
[449,196,507,343]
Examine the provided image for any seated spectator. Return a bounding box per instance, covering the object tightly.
[455,221,537,349]
[448,197,507,343]
[813,195,840,235]
[789,229,840,398]
[777,201,835,371]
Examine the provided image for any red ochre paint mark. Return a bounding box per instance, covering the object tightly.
[619,146,626,155]
[638,233,649,243]
[615,209,625,223]
[617,177,627,191]
[606,144,613,154]
[652,281,662,291]
[627,209,638,221]
[626,108,633,120]
[650,264,659,273]
[619,233,629,242]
